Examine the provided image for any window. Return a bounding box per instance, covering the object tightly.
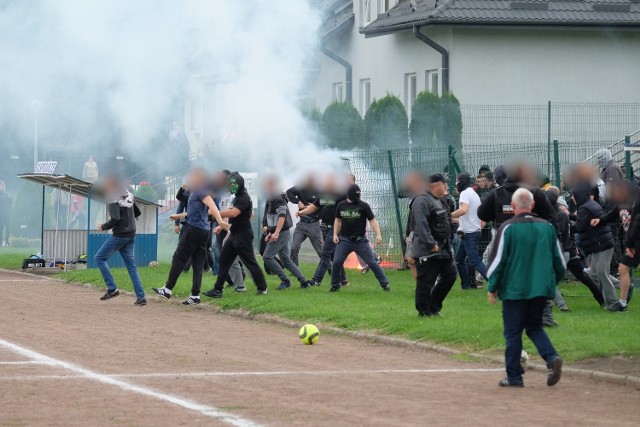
[332,82,344,103]
[426,69,439,96]
[360,0,372,26]
[378,0,392,14]
[404,73,417,114]
[359,78,371,114]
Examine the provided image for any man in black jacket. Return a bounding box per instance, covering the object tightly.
[262,175,311,290]
[95,175,146,305]
[591,179,640,311]
[572,183,623,311]
[286,174,323,266]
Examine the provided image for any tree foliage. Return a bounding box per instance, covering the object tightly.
[321,102,365,150]
[409,92,463,152]
[364,94,409,149]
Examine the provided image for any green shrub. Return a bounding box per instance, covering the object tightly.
[134,184,159,203]
[364,94,408,149]
[409,91,440,148]
[321,102,365,149]
[440,93,463,152]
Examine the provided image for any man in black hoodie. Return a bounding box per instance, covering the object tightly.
[95,175,145,305]
[572,183,623,311]
[204,172,269,298]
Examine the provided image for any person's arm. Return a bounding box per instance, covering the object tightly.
[551,229,567,283]
[369,218,383,245]
[625,205,640,249]
[202,195,228,230]
[575,207,591,233]
[534,190,557,229]
[221,207,242,218]
[176,186,188,203]
[412,197,438,252]
[332,217,342,244]
[286,187,301,204]
[487,225,511,303]
[477,190,496,223]
[598,206,620,225]
[452,202,469,219]
[298,204,319,217]
[268,217,286,242]
[99,203,120,231]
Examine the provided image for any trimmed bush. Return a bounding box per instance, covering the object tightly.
[321,102,365,149]
[134,184,159,203]
[440,93,463,152]
[409,91,440,148]
[364,95,409,149]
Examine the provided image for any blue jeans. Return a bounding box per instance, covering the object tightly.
[455,231,487,289]
[94,235,145,299]
[313,227,345,284]
[502,298,559,385]
[331,237,389,288]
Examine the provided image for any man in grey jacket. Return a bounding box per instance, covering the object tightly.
[409,173,457,317]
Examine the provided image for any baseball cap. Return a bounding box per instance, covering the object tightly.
[429,173,447,184]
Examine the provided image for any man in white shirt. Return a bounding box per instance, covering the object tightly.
[452,173,488,289]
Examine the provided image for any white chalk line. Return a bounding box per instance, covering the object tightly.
[0,361,55,365]
[0,338,260,427]
[0,367,502,381]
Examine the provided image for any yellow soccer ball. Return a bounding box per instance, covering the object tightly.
[299,324,320,345]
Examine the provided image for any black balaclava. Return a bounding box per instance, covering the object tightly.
[347,184,361,202]
[456,173,471,193]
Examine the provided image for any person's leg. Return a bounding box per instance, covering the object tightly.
[228,257,245,290]
[118,237,145,300]
[524,297,560,366]
[554,289,569,311]
[430,259,458,314]
[354,240,389,287]
[593,249,620,308]
[212,238,239,291]
[501,299,527,385]
[618,261,634,305]
[481,231,495,268]
[211,227,220,275]
[165,226,199,290]
[189,228,209,297]
[464,232,488,280]
[263,234,289,283]
[178,224,191,273]
[277,231,307,284]
[233,233,268,291]
[313,228,335,283]
[455,237,470,289]
[568,256,604,305]
[414,259,439,315]
[330,239,351,289]
[94,236,121,291]
[290,224,307,266]
[308,222,324,258]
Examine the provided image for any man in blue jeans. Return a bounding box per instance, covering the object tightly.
[452,173,488,289]
[487,188,565,387]
[95,176,146,305]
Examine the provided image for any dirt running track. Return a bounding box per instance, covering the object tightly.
[0,270,638,427]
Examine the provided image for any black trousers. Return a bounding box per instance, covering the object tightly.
[214,232,267,292]
[415,257,457,315]
[567,256,605,306]
[166,224,209,296]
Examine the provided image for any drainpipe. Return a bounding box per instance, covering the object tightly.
[413,26,449,94]
[321,43,353,104]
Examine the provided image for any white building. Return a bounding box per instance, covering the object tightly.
[311,0,640,116]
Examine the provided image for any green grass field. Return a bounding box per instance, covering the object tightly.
[56,262,640,363]
[0,247,38,270]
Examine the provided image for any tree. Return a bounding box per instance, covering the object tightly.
[409,91,440,148]
[134,183,159,203]
[364,94,408,149]
[440,92,463,152]
[321,102,365,149]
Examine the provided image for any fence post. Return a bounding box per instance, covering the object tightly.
[625,136,632,181]
[547,101,552,178]
[553,140,561,188]
[386,150,406,258]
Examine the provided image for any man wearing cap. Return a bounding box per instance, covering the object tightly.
[329,184,390,292]
[411,173,457,316]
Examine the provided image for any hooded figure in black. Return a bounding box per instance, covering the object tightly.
[204,172,269,298]
[545,188,604,306]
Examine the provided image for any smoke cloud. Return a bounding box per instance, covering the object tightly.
[0,0,342,182]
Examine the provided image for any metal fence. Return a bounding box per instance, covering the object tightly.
[348,102,640,266]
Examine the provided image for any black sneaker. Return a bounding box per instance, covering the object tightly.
[381,284,391,292]
[606,301,627,312]
[498,378,524,388]
[277,281,291,290]
[256,289,268,295]
[134,298,147,306]
[340,280,350,287]
[300,281,311,289]
[309,280,320,287]
[100,289,120,300]
[234,287,247,293]
[361,265,370,274]
[329,285,341,292]
[152,287,171,299]
[182,296,200,306]
[547,357,563,386]
[543,318,559,327]
[203,289,223,298]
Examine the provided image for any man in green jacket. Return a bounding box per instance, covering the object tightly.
[487,188,565,388]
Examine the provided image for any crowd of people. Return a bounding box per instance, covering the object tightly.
[93,147,637,388]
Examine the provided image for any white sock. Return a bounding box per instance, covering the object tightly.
[163,287,172,295]
[621,300,627,307]
[191,295,200,299]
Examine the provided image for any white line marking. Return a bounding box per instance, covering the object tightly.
[0,361,55,365]
[0,339,260,427]
[0,367,502,381]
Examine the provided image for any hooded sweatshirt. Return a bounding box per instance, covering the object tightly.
[572,183,614,256]
[101,190,140,237]
[596,149,623,183]
[228,173,253,235]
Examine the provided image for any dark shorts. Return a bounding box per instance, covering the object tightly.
[620,244,640,268]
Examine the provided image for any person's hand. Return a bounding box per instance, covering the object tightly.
[96,223,103,231]
[265,233,272,242]
[213,225,222,235]
[375,235,382,245]
[174,225,180,234]
[431,245,440,253]
[298,202,305,210]
[181,184,188,189]
[219,222,230,231]
[262,226,268,233]
[626,247,636,258]
[295,210,301,218]
[333,235,339,244]
[590,218,601,227]
[169,214,180,221]
[270,232,279,241]
[487,292,498,305]
[480,220,486,229]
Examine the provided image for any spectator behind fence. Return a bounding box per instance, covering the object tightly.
[487,188,565,388]
[596,148,623,185]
